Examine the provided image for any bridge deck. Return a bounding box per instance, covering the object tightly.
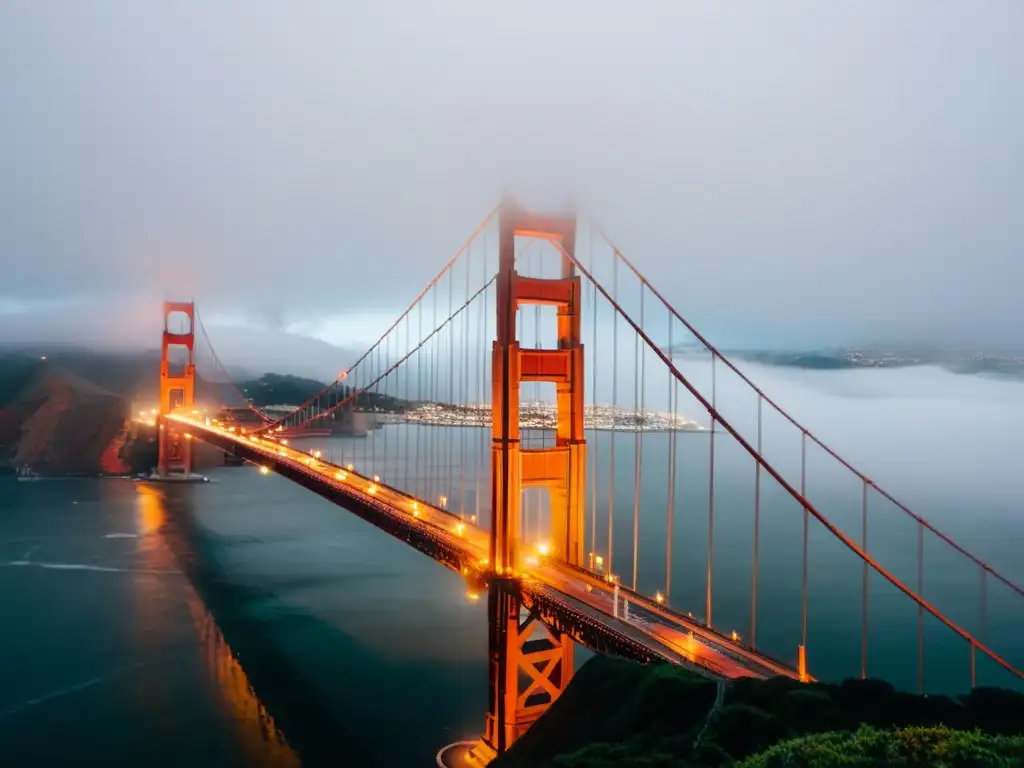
[168,414,800,682]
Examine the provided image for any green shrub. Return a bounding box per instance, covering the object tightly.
[737,725,1024,767]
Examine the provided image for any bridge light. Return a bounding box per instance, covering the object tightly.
[313,450,321,459]
[655,591,664,604]
[259,466,269,475]
[280,439,288,445]
[525,554,539,567]
[731,630,740,642]
[335,471,344,480]
[150,408,157,415]
[466,591,480,602]
[368,484,377,495]
[279,449,286,456]
[536,542,551,557]
[347,464,354,471]
[373,474,380,483]
[470,514,476,523]
[455,522,464,536]
[439,495,448,508]
[184,433,192,440]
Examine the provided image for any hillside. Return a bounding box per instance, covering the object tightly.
[0,358,130,474]
[237,372,327,406]
[238,372,407,412]
[493,656,1024,767]
[0,350,249,475]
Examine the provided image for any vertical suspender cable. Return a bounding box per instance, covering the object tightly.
[590,229,599,570]
[862,479,869,679]
[431,285,439,503]
[448,262,455,515]
[752,395,762,648]
[475,238,486,519]
[632,286,644,591]
[417,302,424,499]
[707,353,716,626]
[608,254,618,577]
[801,430,809,662]
[665,308,676,604]
[918,522,924,694]
[461,244,471,519]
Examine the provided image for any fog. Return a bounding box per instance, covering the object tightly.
[1,1,1022,368]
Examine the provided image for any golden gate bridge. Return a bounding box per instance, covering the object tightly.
[151,199,1024,765]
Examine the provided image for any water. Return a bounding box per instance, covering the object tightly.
[0,476,487,766]
[2,363,1024,765]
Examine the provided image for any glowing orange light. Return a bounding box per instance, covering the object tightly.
[259,466,269,475]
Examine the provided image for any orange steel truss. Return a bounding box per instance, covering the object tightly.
[158,300,195,476]
[472,200,586,763]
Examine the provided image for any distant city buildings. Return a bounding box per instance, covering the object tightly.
[401,401,706,432]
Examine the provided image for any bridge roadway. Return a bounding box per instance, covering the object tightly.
[168,414,800,683]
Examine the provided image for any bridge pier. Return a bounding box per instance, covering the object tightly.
[471,200,586,763]
[467,578,575,766]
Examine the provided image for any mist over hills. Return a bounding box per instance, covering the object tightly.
[664,343,1024,380]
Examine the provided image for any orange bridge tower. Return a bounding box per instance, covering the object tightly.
[158,301,196,476]
[472,200,586,763]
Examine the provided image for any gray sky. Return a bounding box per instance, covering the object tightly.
[1,1,1022,373]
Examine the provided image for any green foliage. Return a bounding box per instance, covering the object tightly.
[238,373,328,407]
[552,742,681,768]
[736,725,1024,767]
[492,656,1024,768]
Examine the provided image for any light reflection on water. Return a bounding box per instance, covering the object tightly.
[137,484,300,767]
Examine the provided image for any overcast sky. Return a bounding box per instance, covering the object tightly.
[1,1,1021,373]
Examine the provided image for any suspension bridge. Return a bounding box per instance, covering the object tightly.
[152,199,1024,765]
